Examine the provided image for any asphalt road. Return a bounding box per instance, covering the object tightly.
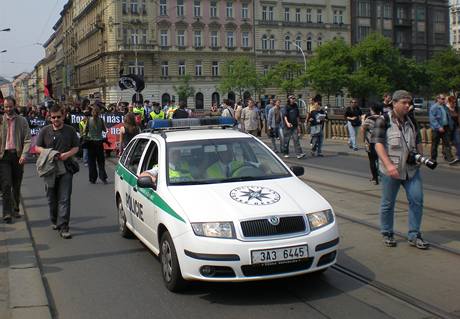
[19,154,459,319]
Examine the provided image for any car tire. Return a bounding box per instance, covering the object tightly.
[118,200,133,238]
[160,231,187,292]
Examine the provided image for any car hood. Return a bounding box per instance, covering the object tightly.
[167,177,331,222]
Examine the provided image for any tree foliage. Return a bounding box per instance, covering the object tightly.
[426,48,460,95]
[266,59,304,96]
[173,74,195,104]
[306,38,353,103]
[219,57,257,99]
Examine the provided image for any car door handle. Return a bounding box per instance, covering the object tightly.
[120,175,124,180]
[133,187,138,192]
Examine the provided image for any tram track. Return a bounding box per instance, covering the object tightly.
[330,263,458,319]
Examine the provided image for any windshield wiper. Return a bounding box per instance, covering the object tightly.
[170,180,216,185]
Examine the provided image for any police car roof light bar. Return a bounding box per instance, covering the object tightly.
[145,117,236,132]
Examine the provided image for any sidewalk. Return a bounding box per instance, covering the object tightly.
[0,206,52,319]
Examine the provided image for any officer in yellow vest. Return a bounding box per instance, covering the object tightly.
[133,103,145,121]
[139,149,192,184]
[149,102,165,120]
[206,146,244,179]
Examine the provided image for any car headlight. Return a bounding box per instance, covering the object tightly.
[307,209,334,231]
[191,222,235,239]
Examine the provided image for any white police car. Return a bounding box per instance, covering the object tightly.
[114,118,339,292]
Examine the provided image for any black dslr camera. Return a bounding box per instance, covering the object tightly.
[407,152,437,170]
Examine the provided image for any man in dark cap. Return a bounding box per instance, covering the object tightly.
[372,90,429,250]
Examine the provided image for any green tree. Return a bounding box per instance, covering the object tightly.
[219,57,257,99]
[173,74,195,105]
[267,60,304,96]
[306,38,353,105]
[426,48,460,95]
[347,33,401,101]
[394,57,428,96]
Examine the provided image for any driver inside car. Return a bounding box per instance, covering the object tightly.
[205,145,244,179]
[139,149,192,184]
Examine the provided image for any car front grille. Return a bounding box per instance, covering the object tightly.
[240,216,306,237]
[241,257,314,277]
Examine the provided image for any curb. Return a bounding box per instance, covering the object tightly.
[3,201,52,319]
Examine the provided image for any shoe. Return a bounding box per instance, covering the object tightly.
[84,163,88,167]
[283,154,289,158]
[383,234,397,247]
[449,158,460,165]
[310,151,316,157]
[408,235,429,249]
[317,153,324,157]
[60,228,72,239]
[348,143,353,149]
[52,224,59,230]
[3,215,12,224]
[90,180,96,184]
[102,179,108,185]
[13,209,21,218]
[353,148,359,151]
[372,180,379,185]
[296,153,306,159]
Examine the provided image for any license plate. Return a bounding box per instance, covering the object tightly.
[251,245,308,264]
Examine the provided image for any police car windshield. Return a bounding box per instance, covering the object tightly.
[166,138,290,185]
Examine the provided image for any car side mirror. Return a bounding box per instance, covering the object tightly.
[290,166,304,177]
[137,176,157,190]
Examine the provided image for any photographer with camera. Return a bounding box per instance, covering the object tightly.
[372,90,429,250]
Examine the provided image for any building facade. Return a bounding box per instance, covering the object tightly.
[254,0,350,104]
[351,0,450,61]
[450,0,460,50]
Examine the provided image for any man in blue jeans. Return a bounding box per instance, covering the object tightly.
[373,90,429,249]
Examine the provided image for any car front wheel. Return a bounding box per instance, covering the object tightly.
[118,200,133,238]
[160,231,186,292]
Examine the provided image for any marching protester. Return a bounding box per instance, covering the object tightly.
[221,99,235,119]
[240,98,260,136]
[119,112,140,155]
[0,97,31,223]
[308,98,327,157]
[429,94,454,163]
[149,102,165,120]
[372,90,428,249]
[282,95,305,159]
[362,103,382,185]
[172,101,190,119]
[267,98,282,153]
[345,98,363,151]
[446,95,460,164]
[86,107,108,184]
[79,110,90,167]
[35,104,80,239]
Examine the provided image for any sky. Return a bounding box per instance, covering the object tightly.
[0,0,68,81]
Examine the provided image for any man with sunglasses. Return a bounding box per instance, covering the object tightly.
[35,104,79,239]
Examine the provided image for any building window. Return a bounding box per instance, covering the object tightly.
[284,35,291,50]
[194,0,201,17]
[177,0,184,16]
[159,0,167,16]
[128,62,136,74]
[210,1,218,17]
[269,35,275,49]
[295,35,301,51]
[123,28,128,44]
[263,65,269,76]
[195,62,202,76]
[160,30,168,46]
[212,92,220,105]
[306,8,312,23]
[383,4,391,18]
[284,8,290,22]
[161,61,169,77]
[416,7,425,21]
[358,1,370,17]
[226,1,233,18]
[195,92,204,109]
[268,6,274,21]
[358,26,370,41]
[141,0,146,14]
[131,0,138,14]
[177,30,185,47]
[317,9,322,23]
[262,35,268,50]
[242,31,249,47]
[194,30,202,47]
[131,29,139,44]
[295,8,301,22]
[122,0,128,14]
[211,31,218,47]
[141,29,147,44]
[226,31,234,47]
[178,61,186,76]
[262,6,267,20]
[306,36,312,51]
[212,61,219,76]
[242,2,249,19]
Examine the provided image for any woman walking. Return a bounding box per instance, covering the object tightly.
[119,113,140,155]
[362,104,382,184]
[267,99,282,153]
[86,107,108,184]
[308,101,327,157]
